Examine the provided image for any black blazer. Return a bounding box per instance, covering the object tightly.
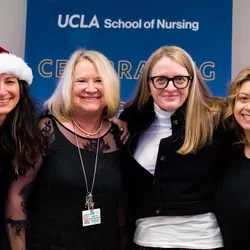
[119,98,230,220]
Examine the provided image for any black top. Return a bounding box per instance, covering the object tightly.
[0,154,12,250]
[26,116,124,250]
[214,145,250,249]
[119,98,231,220]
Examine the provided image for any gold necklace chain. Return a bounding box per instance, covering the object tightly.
[72,117,103,137]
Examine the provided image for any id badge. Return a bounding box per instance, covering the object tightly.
[82,208,101,227]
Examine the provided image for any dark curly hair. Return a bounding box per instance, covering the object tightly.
[0,80,43,177]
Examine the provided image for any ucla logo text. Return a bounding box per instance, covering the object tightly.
[58,14,100,28]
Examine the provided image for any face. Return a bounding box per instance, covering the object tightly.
[0,74,20,124]
[234,80,250,135]
[149,57,190,112]
[71,59,106,117]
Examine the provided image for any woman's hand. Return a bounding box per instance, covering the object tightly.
[111,118,130,144]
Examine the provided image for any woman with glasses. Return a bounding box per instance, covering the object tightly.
[119,45,228,250]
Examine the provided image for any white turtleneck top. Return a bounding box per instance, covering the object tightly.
[134,103,173,175]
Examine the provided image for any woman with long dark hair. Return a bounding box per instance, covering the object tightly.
[0,47,43,249]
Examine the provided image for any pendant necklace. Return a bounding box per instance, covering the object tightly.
[73,121,100,210]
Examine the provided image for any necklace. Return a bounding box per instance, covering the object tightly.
[72,117,103,137]
[73,121,100,210]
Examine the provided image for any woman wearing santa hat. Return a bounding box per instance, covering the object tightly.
[0,46,44,249]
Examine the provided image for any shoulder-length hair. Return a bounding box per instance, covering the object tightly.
[223,67,250,145]
[126,45,223,154]
[1,80,43,175]
[45,48,120,121]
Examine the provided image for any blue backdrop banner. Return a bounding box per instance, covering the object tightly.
[26,0,233,104]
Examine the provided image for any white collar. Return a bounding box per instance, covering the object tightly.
[154,103,175,123]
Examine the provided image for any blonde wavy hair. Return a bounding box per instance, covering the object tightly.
[223,67,250,145]
[126,45,224,154]
[45,48,120,121]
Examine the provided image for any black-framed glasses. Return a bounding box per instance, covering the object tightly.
[148,75,192,89]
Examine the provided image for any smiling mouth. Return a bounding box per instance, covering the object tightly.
[83,97,100,98]
[82,97,101,101]
[0,99,10,104]
[242,114,250,120]
[163,95,178,99]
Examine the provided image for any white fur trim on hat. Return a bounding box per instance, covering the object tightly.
[0,53,33,85]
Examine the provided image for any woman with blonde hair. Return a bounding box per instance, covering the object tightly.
[120,45,227,250]
[7,48,128,250]
[214,67,250,249]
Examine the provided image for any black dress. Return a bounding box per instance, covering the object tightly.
[214,146,250,249]
[26,116,125,250]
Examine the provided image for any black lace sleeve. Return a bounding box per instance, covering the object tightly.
[39,116,55,156]
[5,156,43,250]
[5,116,54,250]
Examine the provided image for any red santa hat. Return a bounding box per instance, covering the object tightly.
[0,46,33,85]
